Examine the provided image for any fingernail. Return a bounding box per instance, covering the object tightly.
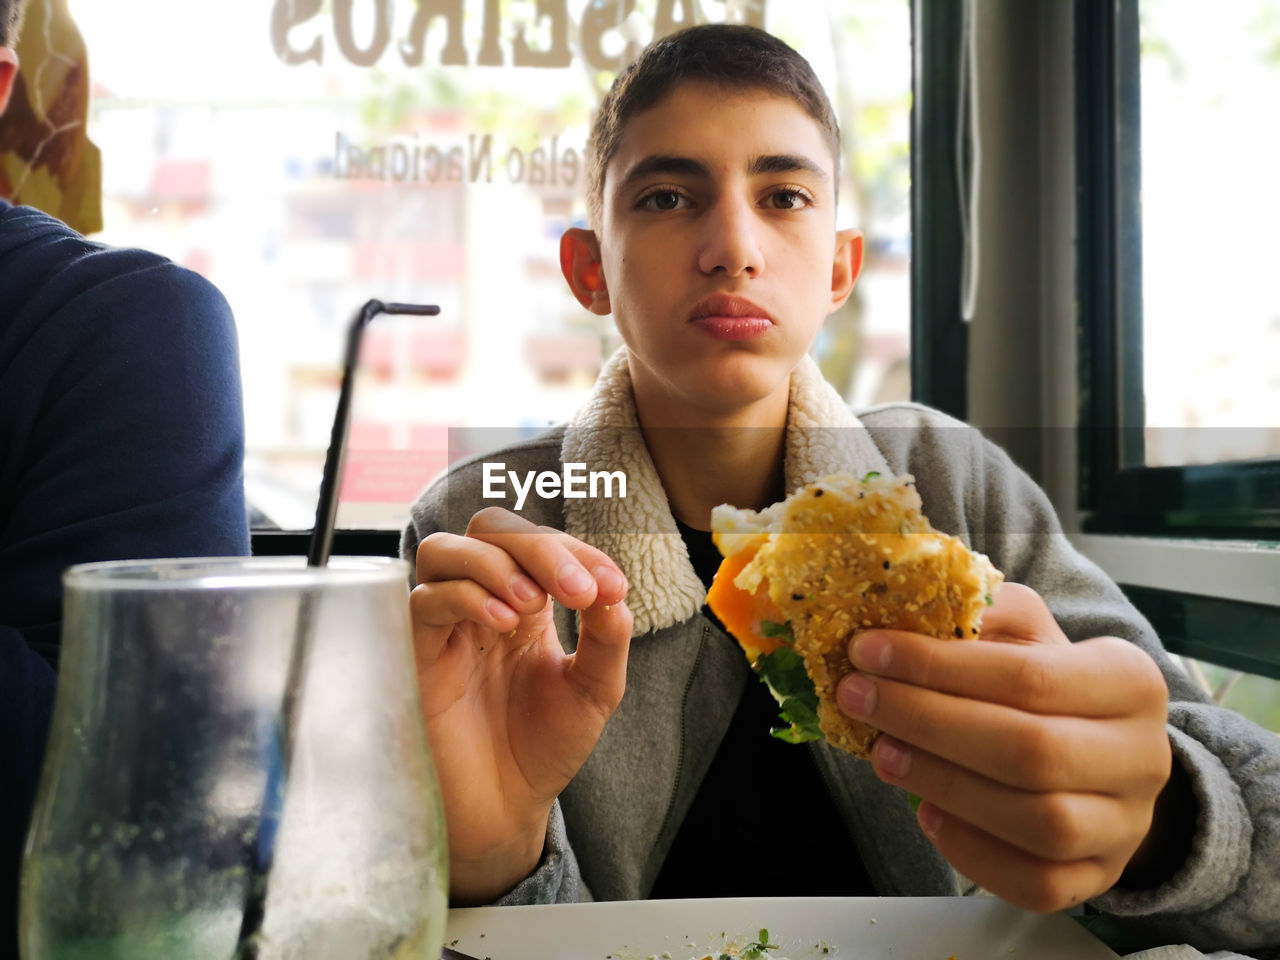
[558,562,593,595]
[510,573,540,602]
[851,633,892,671]
[918,801,942,838]
[485,597,517,622]
[838,674,877,717]
[874,737,911,778]
[593,565,625,597]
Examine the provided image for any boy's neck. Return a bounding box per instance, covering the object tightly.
[630,373,790,531]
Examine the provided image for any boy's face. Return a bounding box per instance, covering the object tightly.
[567,80,861,422]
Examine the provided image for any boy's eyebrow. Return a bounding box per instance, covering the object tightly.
[616,153,830,191]
[748,153,830,181]
[617,154,712,189]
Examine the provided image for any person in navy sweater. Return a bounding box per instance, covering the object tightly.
[0,1,250,950]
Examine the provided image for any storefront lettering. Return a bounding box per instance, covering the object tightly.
[334,131,583,186]
[271,0,766,69]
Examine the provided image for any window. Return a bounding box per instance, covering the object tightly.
[1074,0,1280,703]
[1077,0,1280,541]
[61,0,913,542]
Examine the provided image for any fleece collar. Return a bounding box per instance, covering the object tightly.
[560,347,890,635]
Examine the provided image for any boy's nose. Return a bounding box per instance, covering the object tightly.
[697,196,764,277]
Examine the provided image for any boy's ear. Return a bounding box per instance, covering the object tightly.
[0,49,19,117]
[560,227,611,315]
[828,228,865,314]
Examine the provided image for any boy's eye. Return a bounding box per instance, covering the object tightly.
[637,188,689,211]
[766,187,815,210]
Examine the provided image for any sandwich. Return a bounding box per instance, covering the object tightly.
[707,472,1004,757]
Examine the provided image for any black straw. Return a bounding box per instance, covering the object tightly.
[233,299,440,958]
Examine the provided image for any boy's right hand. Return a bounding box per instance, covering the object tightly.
[409,507,632,904]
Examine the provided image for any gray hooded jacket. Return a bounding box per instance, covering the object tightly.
[403,349,1280,954]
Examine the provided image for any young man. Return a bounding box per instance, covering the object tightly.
[403,25,1279,953]
[1,0,250,951]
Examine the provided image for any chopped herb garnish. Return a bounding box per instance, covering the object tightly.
[909,792,923,814]
[985,593,994,606]
[741,930,778,959]
[862,471,881,481]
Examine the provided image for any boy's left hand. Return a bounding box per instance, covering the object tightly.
[837,582,1173,912]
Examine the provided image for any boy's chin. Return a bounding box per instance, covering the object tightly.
[674,354,798,412]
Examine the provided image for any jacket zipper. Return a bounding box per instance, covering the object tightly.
[654,622,709,852]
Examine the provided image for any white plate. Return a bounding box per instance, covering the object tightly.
[444,897,1121,959]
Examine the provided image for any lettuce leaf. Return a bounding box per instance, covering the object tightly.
[753,644,823,744]
[758,619,794,642]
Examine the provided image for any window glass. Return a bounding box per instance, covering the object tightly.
[69,0,911,530]
[1136,0,1280,468]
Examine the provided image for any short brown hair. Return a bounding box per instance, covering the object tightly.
[585,24,840,229]
[0,0,26,47]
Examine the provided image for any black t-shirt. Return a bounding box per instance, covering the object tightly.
[648,518,874,898]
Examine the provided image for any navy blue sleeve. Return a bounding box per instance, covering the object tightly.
[0,231,250,949]
[0,629,56,941]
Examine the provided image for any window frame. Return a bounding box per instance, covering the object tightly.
[909,0,968,421]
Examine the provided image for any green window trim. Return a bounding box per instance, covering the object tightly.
[909,0,968,421]
[1119,586,1280,682]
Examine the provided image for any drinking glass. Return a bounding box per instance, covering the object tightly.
[20,556,447,960]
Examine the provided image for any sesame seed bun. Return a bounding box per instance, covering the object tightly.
[708,472,1004,757]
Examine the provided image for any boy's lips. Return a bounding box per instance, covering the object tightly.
[688,294,775,341]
